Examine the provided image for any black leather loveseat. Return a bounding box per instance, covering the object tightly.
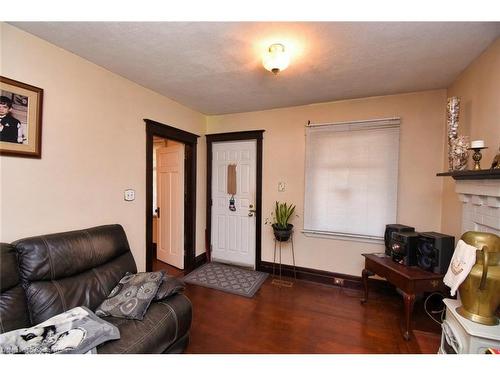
[0,224,192,353]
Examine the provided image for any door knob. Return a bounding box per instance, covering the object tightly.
[248,206,256,217]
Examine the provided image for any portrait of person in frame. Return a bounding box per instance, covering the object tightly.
[0,76,43,158]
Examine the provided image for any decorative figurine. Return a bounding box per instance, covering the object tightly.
[491,146,500,170]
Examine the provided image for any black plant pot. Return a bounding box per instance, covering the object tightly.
[272,224,293,242]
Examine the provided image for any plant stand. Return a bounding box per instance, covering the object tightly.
[272,233,297,288]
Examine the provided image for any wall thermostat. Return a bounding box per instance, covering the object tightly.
[124,189,135,201]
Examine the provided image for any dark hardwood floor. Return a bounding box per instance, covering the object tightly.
[153,259,442,354]
[153,258,185,277]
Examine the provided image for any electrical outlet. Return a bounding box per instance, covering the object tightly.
[333,277,344,286]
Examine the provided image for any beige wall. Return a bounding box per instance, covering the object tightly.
[208,90,447,276]
[441,38,500,240]
[0,23,207,271]
[4,21,493,278]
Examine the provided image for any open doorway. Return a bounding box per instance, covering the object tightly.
[145,119,199,274]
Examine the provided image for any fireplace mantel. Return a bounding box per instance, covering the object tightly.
[436,169,500,180]
[438,170,500,235]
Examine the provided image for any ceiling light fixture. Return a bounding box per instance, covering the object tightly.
[263,43,290,75]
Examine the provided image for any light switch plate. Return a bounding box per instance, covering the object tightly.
[278,182,286,192]
[124,189,135,201]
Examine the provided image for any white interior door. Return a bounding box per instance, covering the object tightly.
[211,140,257,268]
[157,143,184,269]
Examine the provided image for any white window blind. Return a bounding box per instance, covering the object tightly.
[303,118,400,240]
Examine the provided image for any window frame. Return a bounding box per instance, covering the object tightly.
[302,117,401,243]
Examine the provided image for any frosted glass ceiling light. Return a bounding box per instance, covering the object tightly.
[263,43,290,75]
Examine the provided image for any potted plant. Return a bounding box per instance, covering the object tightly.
[266,201,296,242]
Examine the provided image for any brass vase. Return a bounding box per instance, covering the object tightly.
[457,231,500,325]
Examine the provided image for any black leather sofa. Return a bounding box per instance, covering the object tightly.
[0,224,192,353]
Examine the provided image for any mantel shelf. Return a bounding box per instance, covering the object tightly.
[436,169,500,180]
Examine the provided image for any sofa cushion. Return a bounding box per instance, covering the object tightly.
[14,224,134,282]
[13,225,137,325]
[96,271,165,320]
[97,293,192,354]
[0,243,30,333]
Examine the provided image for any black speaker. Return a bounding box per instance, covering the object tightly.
[384,224,415,256]
[417,232,455,274]
[390,231,419,266]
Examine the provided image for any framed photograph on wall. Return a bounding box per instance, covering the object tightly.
[0,76,43,158]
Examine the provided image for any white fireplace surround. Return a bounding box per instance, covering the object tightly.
[455,179,500,235]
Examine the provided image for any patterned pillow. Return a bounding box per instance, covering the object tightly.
[96,271,165,320]
[154,274,185,301]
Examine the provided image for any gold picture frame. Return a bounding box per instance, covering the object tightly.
[0,76,43,158]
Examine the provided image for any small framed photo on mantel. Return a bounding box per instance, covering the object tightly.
[0,76,43,158]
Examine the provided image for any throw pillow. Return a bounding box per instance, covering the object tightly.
[154,274,186,301]
[0,306,120,354]
[96,271,165,320]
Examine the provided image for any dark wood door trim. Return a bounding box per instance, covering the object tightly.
[206,130,265,270]
[145,119,199,273]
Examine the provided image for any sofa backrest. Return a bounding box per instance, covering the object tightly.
[13,224,137,325]
[0,243,31,333]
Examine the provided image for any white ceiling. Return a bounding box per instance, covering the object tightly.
[10,22,500,115]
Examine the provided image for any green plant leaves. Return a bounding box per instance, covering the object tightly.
[272,201,296,230]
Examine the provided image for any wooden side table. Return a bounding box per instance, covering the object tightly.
[361,253,446,341]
